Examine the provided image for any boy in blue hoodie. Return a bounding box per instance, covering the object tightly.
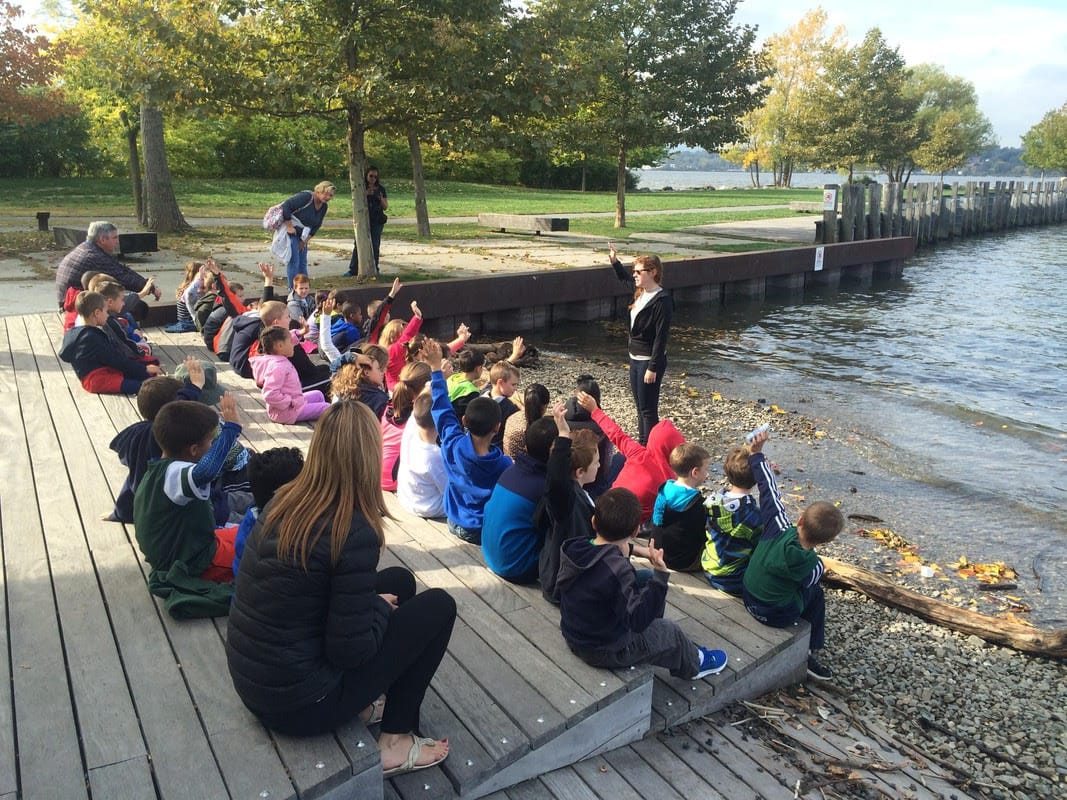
[424,339,512,544]
[651,442,711,572]
[557,488,728,680]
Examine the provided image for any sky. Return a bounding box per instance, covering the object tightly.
[14,0,1067,147]
[733,0,1067,146]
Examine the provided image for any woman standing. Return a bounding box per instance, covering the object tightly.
[226,401,455,776]
[282,180,336,289]
[609,244,673,445]
[346,166,389,277]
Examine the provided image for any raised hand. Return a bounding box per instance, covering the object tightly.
[576,390,598,413]
[182,356,205,389]
[219,391,240,423]
[551,401,571,435]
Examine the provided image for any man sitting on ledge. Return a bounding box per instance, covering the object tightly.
[55,221,159,308]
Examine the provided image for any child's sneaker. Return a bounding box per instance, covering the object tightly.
[694,646,728,678]
[806,653,833,681]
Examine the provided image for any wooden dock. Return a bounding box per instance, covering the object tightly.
[0,312,967,799]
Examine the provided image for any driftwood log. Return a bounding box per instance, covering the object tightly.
[459,340,539,368]
[822,557,1067,659]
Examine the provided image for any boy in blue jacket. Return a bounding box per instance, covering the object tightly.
[423,339,512,544]
[742,430,844,680]
[557,488,728,679]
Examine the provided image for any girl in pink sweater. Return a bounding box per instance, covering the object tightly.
[250,327,331,424]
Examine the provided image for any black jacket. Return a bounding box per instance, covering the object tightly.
[612,259,673,373]
[538,436,595,604]
[651,486,708,571]
[227,508,392,715]
[58,325,150,381]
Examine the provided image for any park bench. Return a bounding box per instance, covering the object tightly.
[53,225,160,254]
[477,213,569,234]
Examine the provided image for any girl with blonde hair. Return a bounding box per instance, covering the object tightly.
[226,400,455,776]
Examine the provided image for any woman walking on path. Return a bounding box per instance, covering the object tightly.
[282,181,335,289]
[609,244,673,445]
[346,166,389,277]
[226,400,455,776]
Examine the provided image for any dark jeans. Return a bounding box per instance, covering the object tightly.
[629,357,665,445]
[257,567,456,737]
[743,582,825,650]
[572,618,699,678]
[707,572,745,597]
[347,223,385,275]
[447,519,482,545]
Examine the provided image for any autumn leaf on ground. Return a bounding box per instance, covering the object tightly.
[770,403,789,414]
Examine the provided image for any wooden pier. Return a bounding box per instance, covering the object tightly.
[0,313,974,799]
[818,179,1067,247]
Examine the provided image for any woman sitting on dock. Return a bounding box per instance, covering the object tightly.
[226,400,456,777]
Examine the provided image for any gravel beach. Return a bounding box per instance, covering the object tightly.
[522,347,1067,800]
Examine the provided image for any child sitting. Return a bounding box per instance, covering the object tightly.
[59,291,163,394]
[652,442,712,572]
[539,405,601,603]
[575,390,684,522]
[702,444,763,596]
[381,361,431,490]
[62,269,100,331]
[424,338,511,545]
[133,394,243,616]
[380,301,423,391]
[396,391,448,519]
[447,348,483,404]
[230,299,287,379]
[232,446,306,577]
[557,488,728,680]
[481,345,524,445]
[358,344,390,418]
[742,430,844,681]
[99,280,155,359]
[330,300,364,352]
[166,260,208,332]
[502,383,550,458]
[107,356,206,523]
[286,273,316,327]
[250,327,331,424]
[481,416,559,584]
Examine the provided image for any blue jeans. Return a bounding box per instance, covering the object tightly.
[287,233,308,289]
[743,583,825,650]
[629,357,665,445]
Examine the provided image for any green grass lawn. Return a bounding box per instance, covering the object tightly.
[0,177,820,219]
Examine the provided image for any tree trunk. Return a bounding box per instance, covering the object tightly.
[408,130,430,237]
[822,557,1067,659]
[119,110,143,225]
[614,141,627,228]
[140,105,190,233]
[346,106,375,279]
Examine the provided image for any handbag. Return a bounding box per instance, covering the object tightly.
[263,191,313,231]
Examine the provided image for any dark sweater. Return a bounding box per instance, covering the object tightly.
[58,325,151,381]
[538,436,595,604]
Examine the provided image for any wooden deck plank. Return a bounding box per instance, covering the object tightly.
[415,684,496,791]
[537,770,601,800]
[595,745,686,798]
[2,318,89,800]
[29,316,233,799]
[630,735,728,800]
[87,756,156,800]
[0,324,17,798]
[657,724,766,799]
[22,316,150,770]
[709,716,811,797]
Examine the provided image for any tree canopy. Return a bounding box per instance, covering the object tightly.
[1021,103,1067,175]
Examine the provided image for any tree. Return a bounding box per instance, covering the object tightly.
[740,8,847,187]
[532,0,766,227]
[900,64,994,183]
[60,0,223,231]
[0,1,70,124]
[797,28,918,183]
[1021,103,1067,175]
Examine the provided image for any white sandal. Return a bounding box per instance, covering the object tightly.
[381,735,448,777]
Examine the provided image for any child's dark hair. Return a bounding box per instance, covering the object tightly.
[669,442,710,477]
[341,301,362,322]
[404,333,428,363]
[575,373,601,405]
[248,447,305,510]
[314,290,330,311]
[799,502,844,545]
[79,270,101,290]
[457,349,485,374]
[259,326,290,355]
[523,383,550,425]
[593,489,642,542]
[136,376,185,421]
[153,400,219,456]
[723,445,755,489]
[525,416,558,463]
[362,344,389,371]
[412,392,435,431]
[75,290,106,318]
[463,395,501,437]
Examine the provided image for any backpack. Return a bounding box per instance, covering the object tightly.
[193,291,219,331]
[263,192,313,231]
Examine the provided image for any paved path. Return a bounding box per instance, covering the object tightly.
[0,209,816,318]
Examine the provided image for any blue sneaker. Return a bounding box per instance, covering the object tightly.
[694,647,728,679]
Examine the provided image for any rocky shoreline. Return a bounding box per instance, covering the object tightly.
[523,349,1067,800]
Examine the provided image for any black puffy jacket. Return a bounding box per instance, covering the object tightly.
[226,509,392,715]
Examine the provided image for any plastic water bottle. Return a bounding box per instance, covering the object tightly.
[745,423,770,443]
